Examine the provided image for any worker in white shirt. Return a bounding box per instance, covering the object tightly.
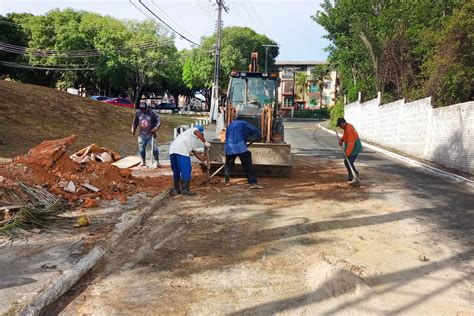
[169,125,210,195]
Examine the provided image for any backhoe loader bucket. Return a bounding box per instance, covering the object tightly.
[208,141,292,178]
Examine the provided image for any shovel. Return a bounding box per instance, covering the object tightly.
[150,134,161,168]
[207,141,255,183]
[335,130,361,186]
[150,135,155,168]
[204,146,210,182]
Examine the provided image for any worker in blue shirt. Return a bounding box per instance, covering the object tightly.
[224,119,263,189]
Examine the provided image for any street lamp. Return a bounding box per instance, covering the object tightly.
[262,44,279,73]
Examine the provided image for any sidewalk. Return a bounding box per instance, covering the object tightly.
[0,192,168,315]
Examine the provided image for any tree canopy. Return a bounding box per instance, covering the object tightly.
[0,9,190,105]
[313,0,473,106]
[182,26,279,105]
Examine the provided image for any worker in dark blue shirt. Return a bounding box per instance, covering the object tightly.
[224,119,263,189]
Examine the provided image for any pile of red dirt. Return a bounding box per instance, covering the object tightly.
[0,135,171,205]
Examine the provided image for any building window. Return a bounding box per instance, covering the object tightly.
[282,81,294,94]
[324,96,331,105]
[283,97,294,107]
[282,70,293,79]
[324,81,331,89]
[309,83,318,93]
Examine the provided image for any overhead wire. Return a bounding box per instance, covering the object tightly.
[246,0,272,36]
[0,40,176,58]
[0,61,97,71]
[147,0,201,43]
[242,0,289,60]
[137,0,200,46]
[196,0,215,20]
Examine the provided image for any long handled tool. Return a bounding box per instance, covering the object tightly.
[335,129,360,186]
[207,141,255,182]
[204,146,210,182]
[150,135,155,168]
[150,134,161,168]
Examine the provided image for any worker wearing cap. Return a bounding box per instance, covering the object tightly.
[132,102,161,167]
[169,125,210,195]
[336,118,363,182]
[224,119,263,189]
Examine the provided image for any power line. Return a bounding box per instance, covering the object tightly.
[0,40,176,58]
[246,0,271,36]
[137,0,200,46]
[196,0,215,20]
[0,60,97,71]
[147,0,201,43]
[241,0,289,60]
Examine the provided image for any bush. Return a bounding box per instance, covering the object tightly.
[293,108,330,119]
[329,99,344,127]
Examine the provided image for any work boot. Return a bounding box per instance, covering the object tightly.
[224,176,230,186]
[346,174,353,182]
[249,183,263,189]
[171,180,181,195]
[181,181,196,196]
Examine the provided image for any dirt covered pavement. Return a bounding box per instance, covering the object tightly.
[49,141,473,316]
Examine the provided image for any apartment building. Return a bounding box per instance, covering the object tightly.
[275,61,338,110]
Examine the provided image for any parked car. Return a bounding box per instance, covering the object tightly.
[90,95,110,101]
[154,102,179,113]
[101,98,134,109]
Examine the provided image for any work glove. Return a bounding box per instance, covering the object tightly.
[204,142,211,148]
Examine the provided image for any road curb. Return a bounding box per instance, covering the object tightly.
[18,191,170,316]
[319,125,474,189]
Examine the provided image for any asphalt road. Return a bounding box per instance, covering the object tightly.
[48,121,473,315]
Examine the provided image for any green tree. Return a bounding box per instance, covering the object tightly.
[310,65,330,108]
[120,21,177,105]
[182,26,278,106]
[295,72,309,102]
[421,0,474,106]
[313,0,466,104]
[0,14,29,79]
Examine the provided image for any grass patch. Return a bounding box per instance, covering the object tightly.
[0,80,195,157]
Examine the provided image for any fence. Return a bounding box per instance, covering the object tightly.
[173,118,211,139]
[344,94,474,174]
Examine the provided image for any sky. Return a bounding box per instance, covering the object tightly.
[0,0,330,61]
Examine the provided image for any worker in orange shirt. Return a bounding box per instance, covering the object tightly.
[336,118,363,182]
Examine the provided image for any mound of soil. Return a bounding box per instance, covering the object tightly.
[0,135,171,204]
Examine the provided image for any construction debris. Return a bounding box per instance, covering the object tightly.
[82,183,100,193]
[0,135,172,235]
[64,181,76,193]
[112,156,142,169]
[74,211,90,228]
[70,144,121,164]
[83,197,98,208]
[0,184,67,236]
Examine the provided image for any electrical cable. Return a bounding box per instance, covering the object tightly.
[0,60,97,71]
[0,40,176,58]
[148,0,201,43]
[138,0,200,46]
[196,0,215,20]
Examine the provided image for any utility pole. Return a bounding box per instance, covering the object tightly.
[262,44,279,73]
[210,0,229,122]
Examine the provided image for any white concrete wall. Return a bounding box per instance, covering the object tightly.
[344,97,474,174]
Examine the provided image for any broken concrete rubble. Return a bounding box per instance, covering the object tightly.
[64,181,76,193]
[70,144,121,164]
[82,183,99,192]
[0,136,173,224]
